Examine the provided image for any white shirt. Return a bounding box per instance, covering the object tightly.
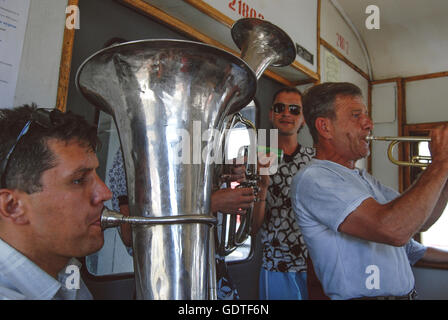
[0,238,93,300]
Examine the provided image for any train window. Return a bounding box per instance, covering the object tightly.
[421,206,448,250]
[417,141,448,250]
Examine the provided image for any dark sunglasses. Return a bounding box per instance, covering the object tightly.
[0,108,62,189]
[272,103,301,115]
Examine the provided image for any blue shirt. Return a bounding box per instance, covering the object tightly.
[291,159,427,300]
[0,238,93,300]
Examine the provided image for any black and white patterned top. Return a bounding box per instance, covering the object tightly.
[260,145,315,273]
[108,150,128,212]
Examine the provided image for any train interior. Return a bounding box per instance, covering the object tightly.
[6,0,448,299]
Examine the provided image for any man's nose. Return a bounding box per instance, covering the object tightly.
[280,106,293,115]
[362,114,374,131]
[93,175,113,204]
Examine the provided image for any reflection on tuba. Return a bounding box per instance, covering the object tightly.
[215,18,297,256]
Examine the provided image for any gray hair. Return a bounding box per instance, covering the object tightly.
[302,82,362,144]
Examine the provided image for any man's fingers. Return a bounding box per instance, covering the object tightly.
[221,173,246,181]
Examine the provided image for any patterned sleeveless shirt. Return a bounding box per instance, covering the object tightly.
[260,145,315,272]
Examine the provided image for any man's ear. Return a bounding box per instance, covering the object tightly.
[0,190,29,225]
[315,117,333,140]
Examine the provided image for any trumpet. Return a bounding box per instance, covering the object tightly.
[366,135,431,167]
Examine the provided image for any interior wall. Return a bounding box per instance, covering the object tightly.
[370,82,399,190]
[14,0,67,108]
[337,0,448,80]
[297,83,315,148]
[406,76,448,124]
[320,0,368,75]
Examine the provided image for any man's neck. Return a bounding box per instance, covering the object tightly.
[278,134,299,156]
[315,146,356,169]
[1,232,69,279]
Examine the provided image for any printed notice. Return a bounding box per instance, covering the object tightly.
[0,0,30,109]
[325,50,340,82]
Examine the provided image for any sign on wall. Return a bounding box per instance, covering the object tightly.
[324,49,340,82]
[202,0,318,72]
[0,0,30,109]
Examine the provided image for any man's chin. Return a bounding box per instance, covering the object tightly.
[278,130,296,137]
[84,233,105,255]
[357,150,370,161]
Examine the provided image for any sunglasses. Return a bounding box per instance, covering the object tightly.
[0,108,62,189]
[272,103,301,115]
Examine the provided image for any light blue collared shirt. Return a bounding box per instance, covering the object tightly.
[291,159,427,300]
[0,238,93,300]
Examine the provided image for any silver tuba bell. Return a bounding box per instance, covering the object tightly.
[76,18,295,300]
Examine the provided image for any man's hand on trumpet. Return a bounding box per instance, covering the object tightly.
[211,187,256,215]
[214,158,256,215]
[429,125,448,168]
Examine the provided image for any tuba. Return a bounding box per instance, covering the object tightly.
[76,18,295,300]
[215,18,297,256]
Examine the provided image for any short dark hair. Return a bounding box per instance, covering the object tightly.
[0,104,99,193]
[302,82,362,144]
[271,87,302,104]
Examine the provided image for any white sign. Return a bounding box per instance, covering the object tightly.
[202,0,318,71]
[0,0,30,109]
[324,49,340,82]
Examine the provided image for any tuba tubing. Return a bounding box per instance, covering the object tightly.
[215,18,297,257]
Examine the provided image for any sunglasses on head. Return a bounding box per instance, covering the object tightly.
[272,103,301,115]
[0,108,62,189]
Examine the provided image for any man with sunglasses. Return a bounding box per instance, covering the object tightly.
[252,87,315,300]
[0,104,112,299]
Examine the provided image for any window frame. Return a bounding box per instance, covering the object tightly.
[404,121,448,270]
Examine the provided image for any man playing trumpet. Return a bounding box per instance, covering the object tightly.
[291,82,448,300]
